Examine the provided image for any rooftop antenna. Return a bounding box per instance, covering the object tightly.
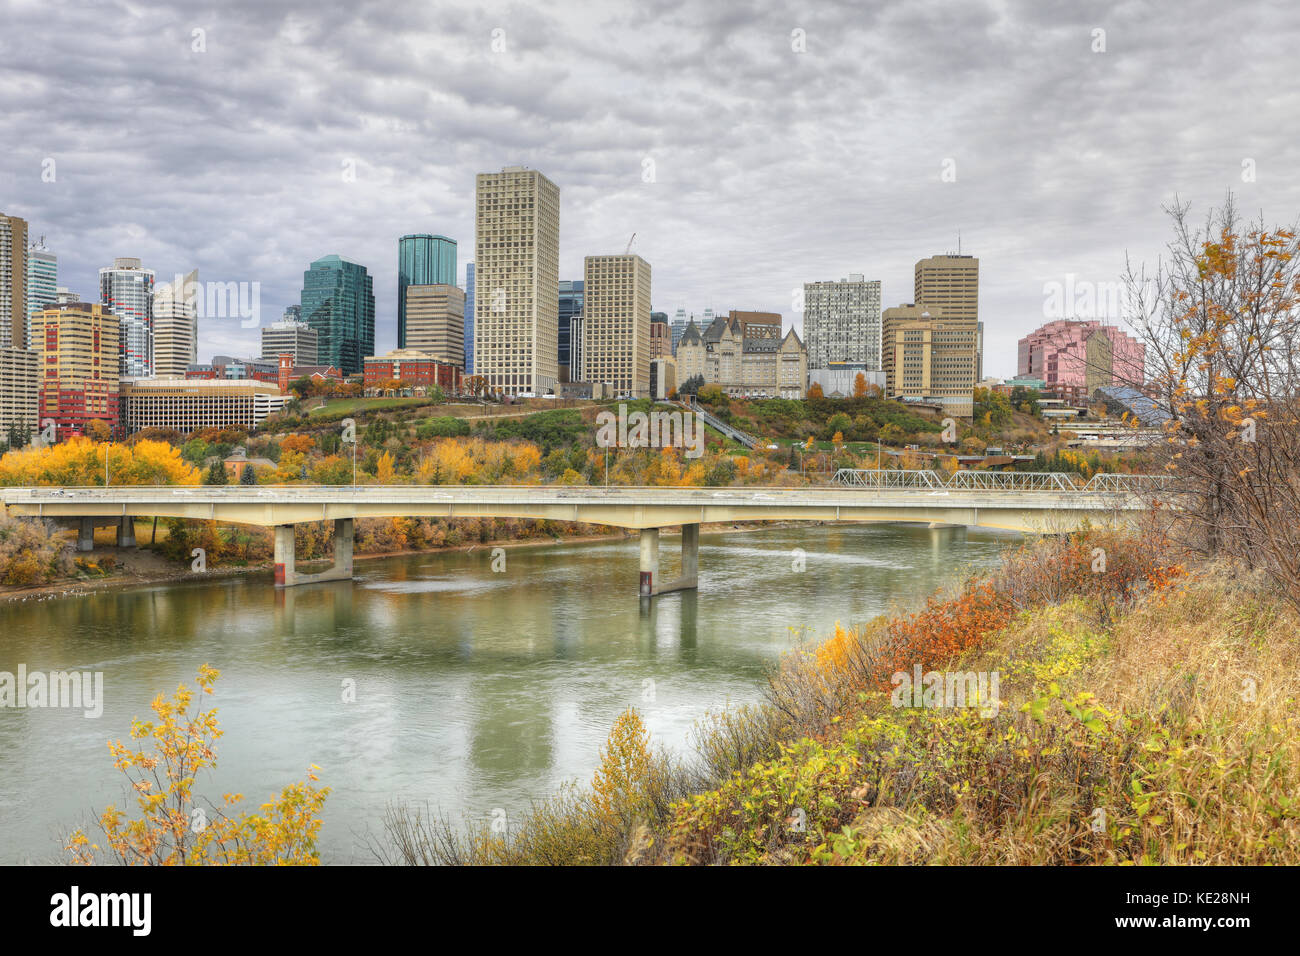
[957,229,961,255]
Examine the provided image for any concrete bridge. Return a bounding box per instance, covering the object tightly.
[0,474,1157,595]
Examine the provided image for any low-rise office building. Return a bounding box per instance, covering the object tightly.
[119,377,285,435]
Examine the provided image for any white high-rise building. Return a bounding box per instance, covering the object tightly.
[26,239,57,349]
[100,257,156,377]
[153,270,198,379]
[473,166,560,396]
[802,274,882,371]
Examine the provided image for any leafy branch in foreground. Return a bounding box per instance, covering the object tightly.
[67,664,328,865]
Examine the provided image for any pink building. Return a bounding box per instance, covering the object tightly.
[1018,319,1144,402]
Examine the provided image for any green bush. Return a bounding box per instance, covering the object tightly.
[417,416,472,439]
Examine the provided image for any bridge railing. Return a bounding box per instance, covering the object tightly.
[828,469,949,490]
[832,468,1169,495]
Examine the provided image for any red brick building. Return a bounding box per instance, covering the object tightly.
[363,348,462,395]
[277,353,344,393]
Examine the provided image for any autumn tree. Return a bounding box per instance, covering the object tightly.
[0,438,198,487]
[1122,197,1300,605]
[852,372,868,398]
[68,666,328,866]
[590,708,655,835]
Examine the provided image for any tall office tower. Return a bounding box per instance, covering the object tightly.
[300,255,375,375]
[261,317,320,366]
[582,254,652,397]
[650,311,671,359]
[26,238,56,347]
[914,253,980,379]
[56,287,80,305]
[558,279,585,380]
[0,213,28,350]
[32,301,121,440]
[398,234,456,349]
[881,303,979,415]
[99,257,155,377]
[152,270,198,379]
[464,262,475,374]
[474,166,560,395]
[802,275,881,370]
[0,347,38,445]
[404,284,466,367]
[670,309,689,354]
[282,304,301,323]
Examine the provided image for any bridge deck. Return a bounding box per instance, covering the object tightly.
[1,483,1150,534]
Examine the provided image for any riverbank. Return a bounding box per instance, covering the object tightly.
[0,519,818,604]
[377,529,1300,866]
[1,522,1009,866]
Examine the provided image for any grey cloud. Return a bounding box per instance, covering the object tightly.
[2,0,1298,371]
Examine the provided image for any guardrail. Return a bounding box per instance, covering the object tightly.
[832,469,1172,494]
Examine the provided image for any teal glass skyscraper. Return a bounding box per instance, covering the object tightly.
[300,255,375,375]
[398,234,456,348]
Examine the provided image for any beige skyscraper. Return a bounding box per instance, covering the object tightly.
[0,346,37,444]
[582,254,651,397]
[914,253,981,381]
[881,303,978,415]
[404,283,466,368]
[0,213,28,350]
[153,270,198,378]
[473,166,560,395]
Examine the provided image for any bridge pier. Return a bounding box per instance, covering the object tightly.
[77,517,95,552]
[116,516,137,548]
[274,518,354,588]
[639,523,699,597]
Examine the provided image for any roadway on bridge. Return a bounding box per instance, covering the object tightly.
[0,479,1151,533]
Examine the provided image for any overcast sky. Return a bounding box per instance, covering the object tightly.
[3,0,1298,376]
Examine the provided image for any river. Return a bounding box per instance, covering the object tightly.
[0,522,1017,863]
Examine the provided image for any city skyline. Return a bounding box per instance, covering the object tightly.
[4,1,1297,377]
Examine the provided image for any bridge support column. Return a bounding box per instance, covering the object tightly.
[77,517,95,552]
[639,523,699,597]
[116,516,137,548]
[680,523,699,588]
[275,519,354,589]
[274,525,296,587]
[639,528,659,597]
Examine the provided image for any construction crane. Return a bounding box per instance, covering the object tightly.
[625,233,636,255]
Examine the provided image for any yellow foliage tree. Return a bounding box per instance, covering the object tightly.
[430,439,476,484]
[0,438,199,487]
[590,708,655,833]
[375,450,397,484]
[67,665,328,865]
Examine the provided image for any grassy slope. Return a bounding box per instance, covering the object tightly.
[666,568,1300,865]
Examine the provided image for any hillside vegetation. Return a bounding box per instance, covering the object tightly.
[378,528,1299,865]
